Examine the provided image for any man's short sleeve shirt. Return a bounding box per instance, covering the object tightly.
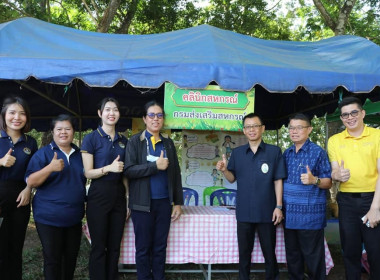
[227,141,287,223]
[283,139,331,230]
[284,139,331,185]
[328,126,380,192]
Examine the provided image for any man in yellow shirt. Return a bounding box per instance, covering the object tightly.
[328,97,380,279]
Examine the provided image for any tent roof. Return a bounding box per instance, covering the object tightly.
[1,17,380,93]
[1,17,380,130]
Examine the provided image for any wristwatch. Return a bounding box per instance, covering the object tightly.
[276,205,283,210]
[315,177,321,185]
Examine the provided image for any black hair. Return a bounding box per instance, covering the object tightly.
[338,97,363,112]
[289,113,311,126]
[98,97,120,114]
[143,100,165,117]
[243,113,264,126]
[50,114,76,131]
[0,96,31,133]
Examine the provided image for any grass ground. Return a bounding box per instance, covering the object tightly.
[23,221,369,280]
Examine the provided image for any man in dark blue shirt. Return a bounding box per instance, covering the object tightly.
[216,113,287,280]
[283,113,332,280]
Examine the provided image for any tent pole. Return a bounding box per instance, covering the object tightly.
[74,80,83,144]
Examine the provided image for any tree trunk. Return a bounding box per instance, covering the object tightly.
[312,0,357,35]
[312,0,336,30]
[335,0,357,35]
[117,0,140,34]
[97,0,122,33]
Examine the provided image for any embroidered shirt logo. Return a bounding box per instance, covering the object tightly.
[261,163,269,174]
[23,147,31,155]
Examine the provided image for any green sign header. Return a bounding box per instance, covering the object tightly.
[164,82,255,131]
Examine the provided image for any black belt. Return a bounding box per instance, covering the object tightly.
[340,192,374,198]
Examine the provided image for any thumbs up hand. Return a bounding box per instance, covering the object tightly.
[108,155,124,173]
[300,165,316,185]
[337,160,350,182]
[156,150,169,170]
[216,154,228,172]
[0,148,16,167]
[49,152,64,172]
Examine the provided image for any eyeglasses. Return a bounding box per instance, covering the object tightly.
[288,126,310,132]
[243,124,263,130]
[147,112,164,119]
[340,110,360,119]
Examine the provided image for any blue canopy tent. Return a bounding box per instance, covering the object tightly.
[1,17,380,130]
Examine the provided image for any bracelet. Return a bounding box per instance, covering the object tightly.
[101,167,108,175]
[276,205,283,210]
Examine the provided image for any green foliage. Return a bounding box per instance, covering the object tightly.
[0,3,18,22]
[27,129,43,147]
[347,9,380,44]
[49,3,96,31]
[289,0,380,44]
[124,0,203,34]
[197,0,294,39]
[290,4,334,41]
[2,0,378,45]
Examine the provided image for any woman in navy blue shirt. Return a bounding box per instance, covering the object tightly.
[25,114,86,280]
[0,96,37,280]
[81,97,128,280]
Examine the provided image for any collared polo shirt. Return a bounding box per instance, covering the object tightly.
[0,130,37,181]
[328,126,380,192]
[25,141,86,227]
[145,131,169,199]
[283,139,331,230]
[227,141,287,223]
[81,126,127,181]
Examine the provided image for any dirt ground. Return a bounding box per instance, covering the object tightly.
[23,223,370,280]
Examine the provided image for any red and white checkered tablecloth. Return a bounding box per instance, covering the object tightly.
[83,206,334,274]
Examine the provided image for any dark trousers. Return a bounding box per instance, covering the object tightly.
[35,222,82,280]
[337,192,380,280]
[284,228,326,280]
[0,180,30,280]
[87,179,126,280]
[131,198,172,280]
[237,221,278,280]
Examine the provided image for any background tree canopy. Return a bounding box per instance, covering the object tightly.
[1,0,379,44]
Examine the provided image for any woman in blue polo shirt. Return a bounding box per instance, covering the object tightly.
[0,96,37,280]
[81,97,128,280]
[25,114,86,280]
